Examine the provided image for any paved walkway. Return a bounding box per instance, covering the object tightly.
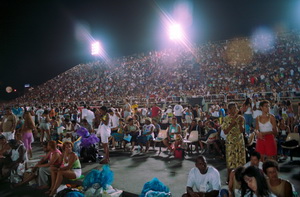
[0,142,299,197]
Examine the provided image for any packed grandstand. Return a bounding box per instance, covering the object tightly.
[3,30,299,107]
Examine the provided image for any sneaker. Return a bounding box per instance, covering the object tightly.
[201,149,206,154]
[111,147,116,151]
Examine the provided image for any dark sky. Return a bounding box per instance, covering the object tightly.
[0,0,299,100]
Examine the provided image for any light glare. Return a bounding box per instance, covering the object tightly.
[169,24,183,40]
[91,41,101,55]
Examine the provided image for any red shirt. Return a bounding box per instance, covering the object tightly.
[151,106,160,117]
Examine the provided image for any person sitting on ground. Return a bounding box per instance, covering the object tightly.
[1,139,26,180]
[36,140,62,189]
[0,135,10,179]
[220,166,245,197]
[137,118,154,153]
[48,141,81,196]
[182,155,221,197]
[244,151,263,170]
[163,117,182,154]
[12,141,49,188]
[241,166,276,197]
[263,160,293,197]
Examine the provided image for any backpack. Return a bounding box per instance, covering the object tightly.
[174,147,185,159]
[80,144,97,162]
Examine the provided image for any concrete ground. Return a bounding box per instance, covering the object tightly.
[0,142,299,197]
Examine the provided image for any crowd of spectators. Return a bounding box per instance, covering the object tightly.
[5,30,299,106]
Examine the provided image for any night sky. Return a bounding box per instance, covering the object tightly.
[0,0,299,100]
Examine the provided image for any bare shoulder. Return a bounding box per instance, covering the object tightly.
[238,115,245,121]
[269,114,276,120]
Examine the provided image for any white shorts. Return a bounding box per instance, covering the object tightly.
[39,123,50,130]
[72,169,82,179]
[2,131,14,140]
[97,124,111,144]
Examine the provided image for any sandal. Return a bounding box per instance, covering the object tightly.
[99,159,109,164]
[45,190,51,194]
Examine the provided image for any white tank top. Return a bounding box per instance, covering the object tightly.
[258,117,273,132]
[244,107,252,114]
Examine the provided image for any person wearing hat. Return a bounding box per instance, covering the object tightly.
[137,117,154,153]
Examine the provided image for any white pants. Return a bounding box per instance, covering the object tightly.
[2,131,14,140]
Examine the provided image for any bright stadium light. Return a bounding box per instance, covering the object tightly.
[91,41,101,55]
[169,23,183,41]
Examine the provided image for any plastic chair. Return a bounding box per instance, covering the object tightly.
[153,130,168,154]
[281,133,300,162]
[183,130,199,154]
[246,132,256,147]
[200,132,218,154]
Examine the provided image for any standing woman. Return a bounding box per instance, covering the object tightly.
[39,110,51,143]
[242,98,253,134]
[286,100,294,132]
[22,112,35,159]
[255,100,278,162]
[222,102,246,183]
[97,106,110,164]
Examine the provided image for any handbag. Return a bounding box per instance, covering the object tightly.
[123,134,132,142]
[174,148,185,159]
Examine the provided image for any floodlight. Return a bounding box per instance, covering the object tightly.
[91,41,101,55]
[169,23,183,40]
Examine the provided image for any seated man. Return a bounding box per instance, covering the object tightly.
[137,118,154,153]
[198,121,217,154]
[1,139,26,180]
[183,155,221,197]
[244,151,263,170]
[185,119,198,140]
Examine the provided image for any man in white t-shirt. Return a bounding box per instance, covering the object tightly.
[173,102,184,125]
[81,105,88,121]
[35,106,44,124]
[86,108,95,128]
[244,151,263,170]
[183,156,221,197]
